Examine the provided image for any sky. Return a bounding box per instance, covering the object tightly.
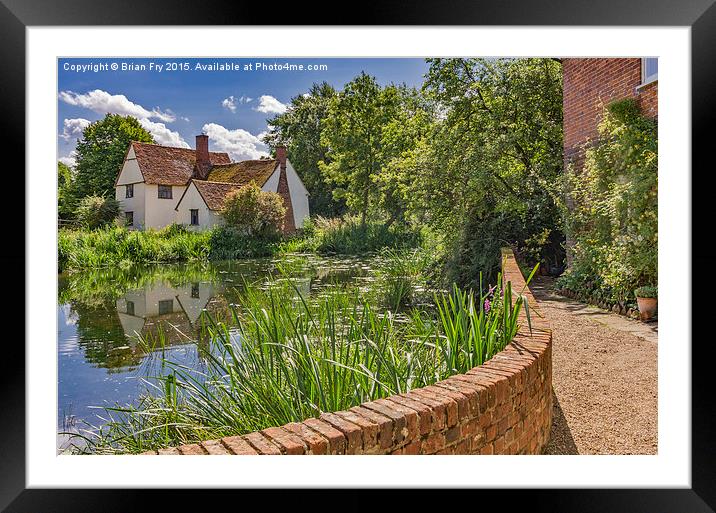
[57,58,430,167]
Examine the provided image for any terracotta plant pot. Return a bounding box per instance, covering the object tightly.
[636,296,658,321]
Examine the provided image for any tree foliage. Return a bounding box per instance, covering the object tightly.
[405,58,564,286]
[58,161,75,219]
[72,114,154,200]
[319,73,403,225]
[220,182,286,239]
[264,82,345,217]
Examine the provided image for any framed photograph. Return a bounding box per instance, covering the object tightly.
[4,0,713,510]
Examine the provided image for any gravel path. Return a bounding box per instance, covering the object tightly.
[531,277,658,455]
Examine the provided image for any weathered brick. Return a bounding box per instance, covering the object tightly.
[200,439,230,455]
[361,401,407,446]
[303,418,347,454]
[334,410,380,451]
[283,422,329,455]
[156,447,180,455]
[349,406,394,450]
[177,443,206,455]
[221,435,260,455]
[319,412,362,454]
[262,427,306,455]
[385,394,432,435]
[376,398,419,443]
[243,432,282,455]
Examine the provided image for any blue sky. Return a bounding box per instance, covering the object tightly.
[57,58,430,166]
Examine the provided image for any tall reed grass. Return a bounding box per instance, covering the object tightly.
[69,262,535,454]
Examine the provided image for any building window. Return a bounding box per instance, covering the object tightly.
[190,209,199,226]
[126,300,135,316]
[191,283,200,299]
[125,184,134,198]
[125,211,133,227]
[158,185,173,199]
[641,58,658,86]
[158,299,173,315]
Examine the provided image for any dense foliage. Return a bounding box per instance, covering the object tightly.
[220,182,286,239]
[75,195,121,229]
[57,162,75,220]
[558,99,657,303]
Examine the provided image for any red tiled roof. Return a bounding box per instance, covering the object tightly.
[191,180,242,211]
[206,159,278,187]
[131,142,231,185]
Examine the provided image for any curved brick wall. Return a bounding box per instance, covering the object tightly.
[143,248,552,455]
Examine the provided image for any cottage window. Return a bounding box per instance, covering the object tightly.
[125,211,133,227]
[641,58,658,86]
[190,209,199,226]
[126,300,135,316]
[125,184,134,198]
[158,299,173,315]
[158,185,173,199]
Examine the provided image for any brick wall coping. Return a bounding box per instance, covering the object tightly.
[141,247,552,455]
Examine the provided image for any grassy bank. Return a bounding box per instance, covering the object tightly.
[68,258,534,454]
[58,216,424,273]
[58,224,280,272]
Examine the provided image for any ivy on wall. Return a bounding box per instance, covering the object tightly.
[558,98,658,303]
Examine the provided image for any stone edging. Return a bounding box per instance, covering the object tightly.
[142,247,552,455]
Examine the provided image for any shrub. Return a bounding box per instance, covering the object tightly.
[75,195,121,229]
[307,215,422,255]
[562,98,657,303]
[634,285,657,298]
[220,183,286,239]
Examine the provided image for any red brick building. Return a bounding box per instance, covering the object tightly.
[562,58,658,264]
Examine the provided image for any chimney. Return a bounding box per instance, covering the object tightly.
[195,134,210,179]
[276,145,287,170]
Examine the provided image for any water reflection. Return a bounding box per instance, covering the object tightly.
[57,255,376,437]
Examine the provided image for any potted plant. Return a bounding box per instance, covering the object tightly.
[634,285,658,321]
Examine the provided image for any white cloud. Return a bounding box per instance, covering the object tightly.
[58,89,189,148]
[59,151,78,168]
[138,119,190,148]
[222,96,238,113]
[60,118,91,141]
[201,123,269,161]
[254,95,287,114]
[222,95,254,113]
[58,89,176,122]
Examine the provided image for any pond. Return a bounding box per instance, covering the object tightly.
[57,254,382,451]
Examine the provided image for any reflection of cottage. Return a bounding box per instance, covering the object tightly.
[114,135,309,233]
[116,280,217,346]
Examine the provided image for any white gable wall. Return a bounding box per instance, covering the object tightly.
[144,184,187,229]
[285,159,310,228]
[174,182,223,231]
[115,147,147,229]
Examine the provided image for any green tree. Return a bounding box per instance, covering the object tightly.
[72,114,154,200]
[58,161,75,219]
[319,73,402,226]
[264,82,345,217]
[407,58,564,285]
[220,183,286,239]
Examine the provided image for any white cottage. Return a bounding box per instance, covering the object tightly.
[114,135,309,233]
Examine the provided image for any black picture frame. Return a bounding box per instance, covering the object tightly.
[3,0,713,511]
